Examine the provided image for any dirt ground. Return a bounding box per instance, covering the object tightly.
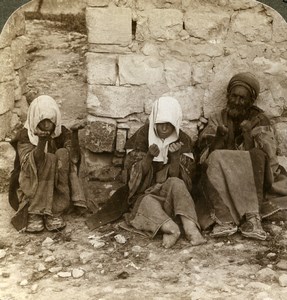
[1,18,287,300]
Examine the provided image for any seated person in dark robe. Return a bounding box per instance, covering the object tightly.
[9,95,87,233]
[194,72,287,241]
[123,96,206,248]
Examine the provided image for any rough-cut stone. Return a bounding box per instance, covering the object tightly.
[0,142,15,192]
[231,9,272,42]
[119,54,164,86]
[87,85,147,118]
[86,8,132,46]
[86,53,117,85]
[226,0,258,10]
[116,128,127,153]
[0,81,14,115]
[40,0,86,15]
[89,44,132,54]
[161,87,204,121]
[184,9,230,41]
[10,36,27,70]
[256,268,278,282]
[85,116,117,153]
[0,47,14,83]
[164,58,192,89]
[87,0,110,7]
[279,274,287,287]
[137,9,183,41]
[274,122,287,156]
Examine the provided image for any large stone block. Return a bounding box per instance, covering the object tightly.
[87,85,148,118]
[0,111,12,140]
[137,9,183,41]
[0,142,15,192]
[184,9,230,41]
[116,128,127,153]
[86,7,132,46]
[164,58,192,89]
[231,9,272,42]
[87,0,110,7]
[11,36,27,70]
[161,87,204,121]
[86,53,117,85]
[0,80,15,115]
[274,122,287,156]
[40,0,86,14]
[0,47,14,83]
[85,116,117,153]
[119,54,164,85]
[225,0,258,10]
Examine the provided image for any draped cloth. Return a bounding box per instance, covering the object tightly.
[194,107,287,230]
[9,96,86,231]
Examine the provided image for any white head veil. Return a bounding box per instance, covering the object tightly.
[148,96,182,164]
[24,95,62,146]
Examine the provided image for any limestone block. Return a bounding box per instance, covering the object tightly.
[191,62,214,85]
[162,88,204,121]
[141,42,159,56]
[116,128,127,153]
[0,112,12,140]
[181,121,198,144]
[86,8,132,46]
[274,122,287,156]
[153,0,182,9]
[225,0,258,10]
[253,57,287,77]
[269,10,287,43]
[11,36,27,70]
[87,0,110,7]
[86,53,117,85]
[87,85,148,118]
[0,47,14,83]
[89,44,132,54]
[119,54,164,85]
[0,81,15,115]
[0,142,15,192]
[85,116,117,153]
[190,43,223,58]
[164,58,192,89]
[137,9,183,41]
[40,0,86,14]
[184,9,230,41]
[14,96,29,122]
[18,67,27,94]
[13,10,26,37]
[231,10,272,42]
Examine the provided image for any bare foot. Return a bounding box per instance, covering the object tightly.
[161,219,180,249]
[181,216,206,246]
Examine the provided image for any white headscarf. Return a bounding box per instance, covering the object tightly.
[24,95,62,146]
[148,96,182,164]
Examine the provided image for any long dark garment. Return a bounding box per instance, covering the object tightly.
[9,126,86,230]
[194,106,287,229]
[123,123,199,237]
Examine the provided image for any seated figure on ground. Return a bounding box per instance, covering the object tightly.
[9,95,87,233]
[193,72,287,240]
[123,96,206,248]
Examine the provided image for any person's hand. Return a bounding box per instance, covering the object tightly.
[70,119,87,131]
[148,144,160,158]
[34,127,51,140]
[168,141,182,153]
[216,125,228,137]
[240,120,252,133]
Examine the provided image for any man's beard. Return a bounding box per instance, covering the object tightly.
[226,105,249,120]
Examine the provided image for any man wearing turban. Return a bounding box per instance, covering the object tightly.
[194,72,287,240]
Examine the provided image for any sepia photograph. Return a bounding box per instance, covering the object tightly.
[1,0,287,299]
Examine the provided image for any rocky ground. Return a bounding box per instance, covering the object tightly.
[1,17,287,300]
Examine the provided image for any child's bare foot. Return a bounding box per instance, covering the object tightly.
[181,217,206,246]
[161,220,180,248]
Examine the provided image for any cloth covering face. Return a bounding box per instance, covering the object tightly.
[24,95,62,146]
[148,96,182,164]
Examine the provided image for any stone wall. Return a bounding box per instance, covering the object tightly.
[85,0,287,168]
[0,7,28,191]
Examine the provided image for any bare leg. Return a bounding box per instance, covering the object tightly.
[160,219,181,249]
[181,216,206,246]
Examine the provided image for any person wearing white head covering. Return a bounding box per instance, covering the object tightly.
[122,97,206,248]
[9,95,87,233]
